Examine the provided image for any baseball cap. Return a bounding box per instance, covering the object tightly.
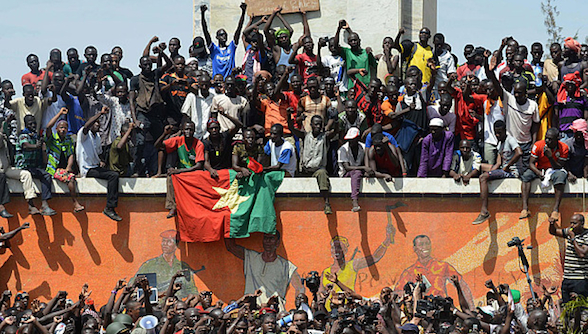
[192,37,206,54]
[400,323,419,333]
[344,127,360,140]
[429,118,444,128]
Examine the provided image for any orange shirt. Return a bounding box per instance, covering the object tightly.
[260,96,291,136]
[531,140,569,170]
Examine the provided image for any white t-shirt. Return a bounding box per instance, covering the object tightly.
[264,139,297,177]
[76,128,102,177]
[322,55,348,92]
[483,99,505,146]
[337,142,365,177]
[211,94,247,133]
[434,49,457,87]
[181,92,213,140]
[426,105,456,132]
[498,134,521,175]
[503,91,540,144]
[41,91,66,132]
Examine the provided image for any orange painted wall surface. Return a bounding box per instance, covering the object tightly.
[0,195,574,308]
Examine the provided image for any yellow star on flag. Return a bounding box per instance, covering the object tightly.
[212,178,250,213]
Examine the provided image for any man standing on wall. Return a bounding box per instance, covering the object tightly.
[548,214,588,303]
[225,232,305,309]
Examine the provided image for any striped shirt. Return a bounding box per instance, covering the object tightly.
[563,228,588,280]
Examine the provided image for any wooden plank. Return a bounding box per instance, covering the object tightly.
[245,0,320,16]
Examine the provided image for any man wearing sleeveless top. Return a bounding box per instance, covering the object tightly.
[559,37,588,83]
[264,6,309,73]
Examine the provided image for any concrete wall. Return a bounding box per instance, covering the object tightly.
[0,177,579,309]
[197,0,436,63]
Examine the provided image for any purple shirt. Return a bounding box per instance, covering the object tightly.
[555,96,588,132]
[417,131,454,177]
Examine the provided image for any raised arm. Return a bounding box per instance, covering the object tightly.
[117,123,135,150]
[333,20,345,55]
[263,7,281,49]
[154,125,174,150]
[83,105,108,135]
[224,238,245,260]
[234,3,248,45]
[200,5,212,47]
[286,107,305,139]
[277,11,294,36]
[275,66,293,94]
[46,107,68,136]
[143,36,159,57]
[0,222,29,242]
[392,28,405,52]
[300,10,310,37]
[484,49,504,98]
[353,224,394,270]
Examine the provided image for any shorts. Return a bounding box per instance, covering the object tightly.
[54,168,75,182]
[487,169,516,180]
[520,168,567,185]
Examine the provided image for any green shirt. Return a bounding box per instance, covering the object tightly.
[108,137,131,176]
[15,130,42,169]
[342,47,376,88]
[134,255,199,299]
[45,131,74,176]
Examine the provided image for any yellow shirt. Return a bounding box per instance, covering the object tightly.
[8,96,48,133]
[322,259,357,310]
[405,44,434,84]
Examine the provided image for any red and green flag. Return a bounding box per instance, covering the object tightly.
[172,169,284,242]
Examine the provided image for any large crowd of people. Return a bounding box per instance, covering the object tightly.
[1,3,588,333]
[0,4,586,221]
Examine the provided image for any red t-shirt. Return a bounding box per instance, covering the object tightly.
[531,140,569,170]
[295,53,318,84]
[456,64,480,80]
[451,88,486,140]
[21,70,52,86]
[163,136,204,168]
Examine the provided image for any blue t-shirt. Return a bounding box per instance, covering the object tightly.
[64,93,86,135]
[365,131,399,148]
[210,41,237,78]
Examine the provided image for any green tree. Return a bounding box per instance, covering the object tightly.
[541,0,563,46]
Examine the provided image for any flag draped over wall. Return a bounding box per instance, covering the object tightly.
[172,170,284,242]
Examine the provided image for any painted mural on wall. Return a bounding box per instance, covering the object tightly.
[0,196,567,308]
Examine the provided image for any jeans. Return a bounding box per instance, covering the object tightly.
[344,170,363,200]
[86,167,119,208]
[135,111,164,176]
[0,172,10,205]
[26,168,52,201]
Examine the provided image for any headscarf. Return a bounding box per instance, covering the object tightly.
[564,37,581,54]
[557,72,582,103]
[274,28,291,39]
[570,118,588,150]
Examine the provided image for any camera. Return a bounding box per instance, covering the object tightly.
[302,271,320,294]
[354,303,381,325]
[507,236,523,247]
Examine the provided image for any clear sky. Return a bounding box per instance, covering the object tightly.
[2,0,588,97]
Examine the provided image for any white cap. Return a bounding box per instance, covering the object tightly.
[344,127,360,140]
[186,57,198,64]
[429,118,445,128]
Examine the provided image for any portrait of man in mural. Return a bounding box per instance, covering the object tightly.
[395,235,473,304]
[134,230,200,299]
[225,232,305,308]
[319,224,395,309]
